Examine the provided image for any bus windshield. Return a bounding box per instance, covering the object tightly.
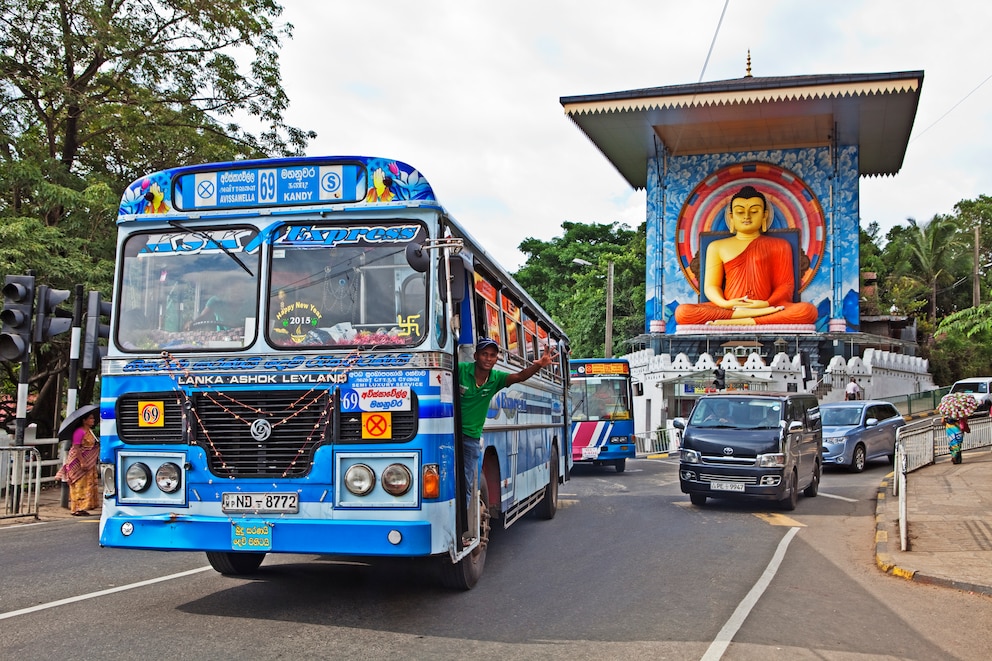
[570,376,631,420]
[115,222,429,352]
[267,222,427,348]
[117,227,261,351]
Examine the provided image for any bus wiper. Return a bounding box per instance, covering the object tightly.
[167,220,254,277]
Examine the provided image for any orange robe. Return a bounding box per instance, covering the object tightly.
[675,234,817,325]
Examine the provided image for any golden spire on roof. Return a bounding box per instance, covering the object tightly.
[745,50,752,77]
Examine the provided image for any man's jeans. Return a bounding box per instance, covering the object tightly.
[462,434,481,506]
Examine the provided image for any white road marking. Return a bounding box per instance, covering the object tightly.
[817,492,857,502]
[700,526,800,661]
[0,566,213,620]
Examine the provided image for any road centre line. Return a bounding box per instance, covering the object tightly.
[817,492,857,502]
[700,526,800,661]
[0,566,213,621]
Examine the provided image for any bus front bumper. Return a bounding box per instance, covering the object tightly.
[99,512,435,557]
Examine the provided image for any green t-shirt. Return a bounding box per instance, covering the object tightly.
[458,361,509,438]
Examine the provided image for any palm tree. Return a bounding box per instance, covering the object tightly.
[900,215,967,322]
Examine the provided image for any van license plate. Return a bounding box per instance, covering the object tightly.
[711,481,745,492]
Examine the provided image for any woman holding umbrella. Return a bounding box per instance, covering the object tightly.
[938,393,976,465]
[56,405,100,516]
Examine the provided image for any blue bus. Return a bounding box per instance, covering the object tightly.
[97,156,570,589]
[569,359,635,472]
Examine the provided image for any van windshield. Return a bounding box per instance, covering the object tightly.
[690,398,781,429]
[951,381,988,394]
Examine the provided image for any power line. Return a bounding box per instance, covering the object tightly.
[910,72,992,144]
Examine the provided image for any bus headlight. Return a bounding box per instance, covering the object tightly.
[680,449,701,464]
[125,462,152,492]
[155,462,182,494]
[344,463,375,496]
[381,463,412,496]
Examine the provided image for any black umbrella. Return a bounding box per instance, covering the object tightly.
[58,404,99,441]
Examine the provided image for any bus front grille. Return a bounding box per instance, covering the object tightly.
[192,390,330,478]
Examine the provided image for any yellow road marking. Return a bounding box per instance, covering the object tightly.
[753,512,805,527]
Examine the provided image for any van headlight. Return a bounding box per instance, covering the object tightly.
[756,453,786,468]
[680,449,701,464]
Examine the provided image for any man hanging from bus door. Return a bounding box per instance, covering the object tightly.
[458,337,557,540]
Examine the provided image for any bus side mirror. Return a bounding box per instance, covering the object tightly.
[440,255,467,305]
[405,243,429,273]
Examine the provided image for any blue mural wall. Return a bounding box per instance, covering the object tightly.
[645,146,861,334]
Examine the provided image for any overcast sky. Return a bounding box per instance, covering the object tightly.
[276,0,992,270]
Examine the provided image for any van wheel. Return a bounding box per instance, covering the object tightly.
[780,470,798,511]
[689,492,707,506]
[803,461,821,497]
[535,445,559,520]
[440,474,490,590]
[849,444,866,473]
[614,458,626,473]
[206,551,265,575]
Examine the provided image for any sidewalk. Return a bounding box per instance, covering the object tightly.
[875,447,992,597]
[0,482,90,527]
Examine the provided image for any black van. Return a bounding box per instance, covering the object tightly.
[675,392,822,510]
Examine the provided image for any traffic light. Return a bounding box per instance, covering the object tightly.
[0,275,36,362]
[33,285,73,343]
[82,290,112,370]
[713,367,726,390]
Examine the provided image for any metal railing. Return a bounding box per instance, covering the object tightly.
[893,413,992,550]
[1,446,43,520]
[635,427,681,455]
[882,387,951,417]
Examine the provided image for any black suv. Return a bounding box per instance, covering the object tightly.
[675,392,822,510]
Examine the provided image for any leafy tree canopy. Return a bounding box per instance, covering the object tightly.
[1,0,312,433]
[514,221,645,359]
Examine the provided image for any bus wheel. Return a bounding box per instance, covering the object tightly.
[206,551,265,575]
[440,474,491,590]
[535,444,559,520]
[614,458,626,473]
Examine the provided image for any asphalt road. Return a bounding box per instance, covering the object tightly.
[3,457,990,660]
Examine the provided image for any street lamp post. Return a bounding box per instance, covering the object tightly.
[573,258,615,358]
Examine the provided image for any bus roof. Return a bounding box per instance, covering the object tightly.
[117,155,440,223]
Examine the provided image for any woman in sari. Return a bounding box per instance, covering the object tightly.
[56,411,100,515]
[944,416,970,465]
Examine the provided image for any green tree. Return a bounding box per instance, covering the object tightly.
[1,0,312,434]
[890,216,969,324]
[514,221,645,358]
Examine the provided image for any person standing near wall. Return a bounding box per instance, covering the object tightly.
[845,378,862,401]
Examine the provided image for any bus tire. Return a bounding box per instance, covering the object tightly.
[535,444,559,520]
[614,458,626,473]
[440,473,490,590]
[206,551,265,575]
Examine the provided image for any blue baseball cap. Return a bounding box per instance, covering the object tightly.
[476,338,499,352]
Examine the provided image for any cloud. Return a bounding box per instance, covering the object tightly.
[278,0,992,267]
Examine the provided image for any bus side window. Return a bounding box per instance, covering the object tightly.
[522,309,537,364]
[473,271,502,346]
[502,293,524,365]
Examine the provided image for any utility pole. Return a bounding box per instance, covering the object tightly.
[605,261,614,358]
[974,225,980,308]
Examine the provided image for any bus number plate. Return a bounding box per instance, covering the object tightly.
[222,492,299,513]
